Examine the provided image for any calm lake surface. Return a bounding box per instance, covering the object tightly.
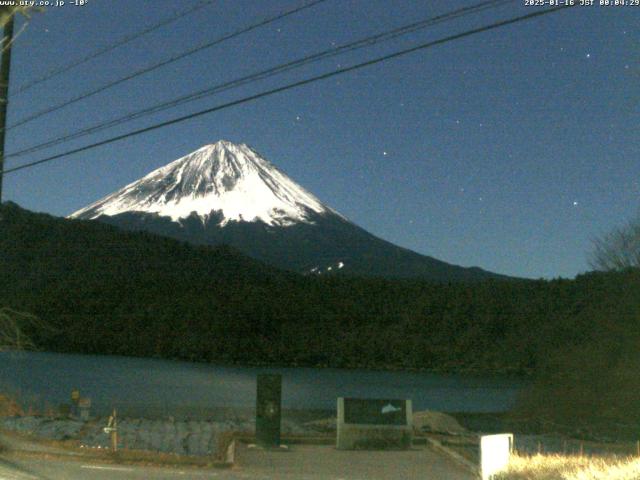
[0,351,527,418]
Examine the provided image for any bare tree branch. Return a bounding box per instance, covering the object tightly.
[0,307,55,351]
[589,214,640,271]
[0,6,34,27]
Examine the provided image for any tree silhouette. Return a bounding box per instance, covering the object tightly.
[0,307,53,351]
[590,213,640,271]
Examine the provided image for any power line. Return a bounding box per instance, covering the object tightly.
[1,5,574,177]
[4,0,329,131]
[13,0,218,96]
[4,0,514,160]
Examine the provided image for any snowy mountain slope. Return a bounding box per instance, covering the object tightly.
[70,140,507,281]
[70,141,339,227]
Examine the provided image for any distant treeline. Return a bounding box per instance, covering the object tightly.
[1,202,638,387]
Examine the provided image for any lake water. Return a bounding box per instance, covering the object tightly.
[0,351,526,419]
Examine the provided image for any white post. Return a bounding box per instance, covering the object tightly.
[480,433,513,480]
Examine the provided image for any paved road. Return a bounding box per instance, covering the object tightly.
[0,444,476,479]
[0,455,235,480]
[236,443,476,480]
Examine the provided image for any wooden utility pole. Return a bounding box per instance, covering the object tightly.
[103,408,118,453]
[0,9,14,203]
[110,408,118,453]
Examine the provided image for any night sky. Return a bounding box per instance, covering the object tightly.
[3,0,638,279]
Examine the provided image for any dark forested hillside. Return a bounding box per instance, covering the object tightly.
[94,209,507,282]
[1,202,638,378]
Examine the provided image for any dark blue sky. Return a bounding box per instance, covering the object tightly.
[3,0,638,279]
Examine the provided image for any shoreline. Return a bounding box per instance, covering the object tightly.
[1,348,534,378]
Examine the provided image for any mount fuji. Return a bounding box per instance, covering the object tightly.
[70,140,504,281]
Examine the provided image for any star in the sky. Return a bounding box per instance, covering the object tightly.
[295,115,301,121]
[585,53,591,59]
[573,201,579,206]
[382,151,388,156]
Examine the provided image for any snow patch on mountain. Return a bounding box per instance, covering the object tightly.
[70,141,339,227]
[308,260,346,275]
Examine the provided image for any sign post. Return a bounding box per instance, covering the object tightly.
[256,374,282,448]
[70,389,80,417]
[103,409,118,453]
[78,397,91,421]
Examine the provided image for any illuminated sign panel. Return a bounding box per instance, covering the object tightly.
[337,397,413,450]
[343,398,407,425]
[480,433,513,480]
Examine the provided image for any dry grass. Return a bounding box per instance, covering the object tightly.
[0,385,65,419]
[0,389,54,418]
[495,453,640,480]
[0,393,23,417]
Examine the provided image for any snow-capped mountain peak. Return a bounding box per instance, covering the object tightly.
[70,140,337,227]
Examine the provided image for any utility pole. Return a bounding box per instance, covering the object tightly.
[0,9,14,203]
